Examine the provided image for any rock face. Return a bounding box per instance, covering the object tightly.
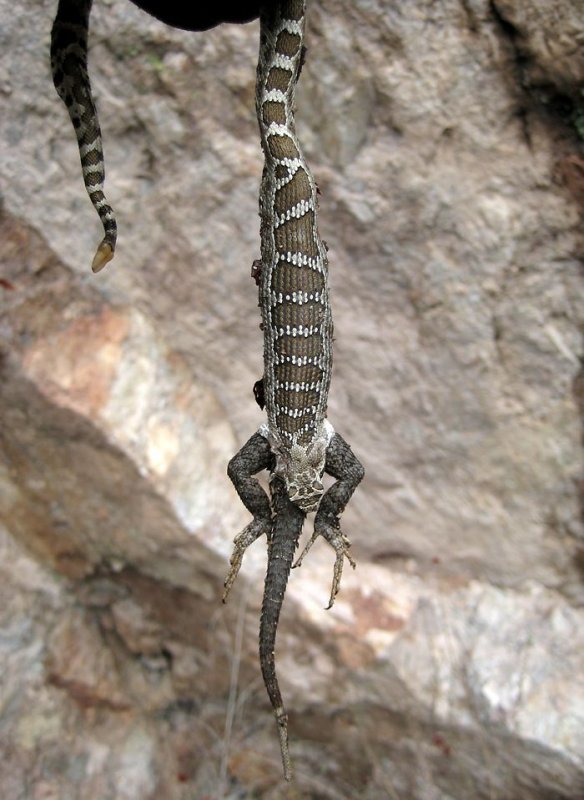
[1,0,583,798]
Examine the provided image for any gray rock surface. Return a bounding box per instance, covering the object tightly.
[1,0,583,797]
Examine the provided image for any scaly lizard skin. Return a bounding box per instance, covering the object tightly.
[50,0,364,781]
[223,0,364,781]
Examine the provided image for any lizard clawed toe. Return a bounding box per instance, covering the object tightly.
[293,522,356,609]
[223,517,271,603]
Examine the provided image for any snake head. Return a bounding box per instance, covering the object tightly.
[284,437,328,513]
[286,473,324,513]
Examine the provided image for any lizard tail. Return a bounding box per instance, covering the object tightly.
[259,477,305,782]
[51,0,117,272]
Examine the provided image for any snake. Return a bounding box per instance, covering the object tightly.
[51,0,364,781]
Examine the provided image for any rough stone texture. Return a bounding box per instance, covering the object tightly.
[1,0,583,798]
[491,0,584,86]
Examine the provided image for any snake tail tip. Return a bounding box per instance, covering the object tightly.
[91,242,114,273]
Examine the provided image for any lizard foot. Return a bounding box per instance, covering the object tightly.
[293,522,356,609]
[223,517,272,603]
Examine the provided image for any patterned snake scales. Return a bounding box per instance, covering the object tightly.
[51,0,364,780]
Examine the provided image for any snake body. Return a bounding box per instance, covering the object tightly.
[51,0,364,781]
[51,0,333,507]
[256,0,334,513]
[51,0,116,272]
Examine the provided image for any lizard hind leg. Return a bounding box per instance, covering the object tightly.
[294,433,364,609]
[51,0,117,272]
[294,521,356,611]
[223,432,274,602]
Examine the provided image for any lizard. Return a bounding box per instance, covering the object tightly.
[222,0,364,781]
[50,0,364,782]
